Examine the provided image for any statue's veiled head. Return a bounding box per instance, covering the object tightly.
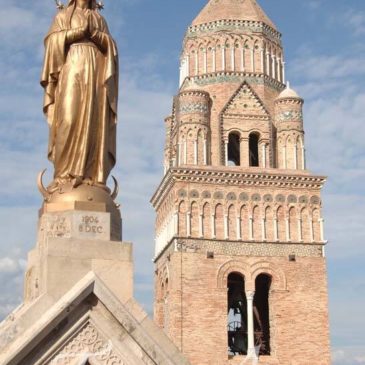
[67,0,100,9]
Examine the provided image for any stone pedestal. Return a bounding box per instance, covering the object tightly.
[24,210,132,306]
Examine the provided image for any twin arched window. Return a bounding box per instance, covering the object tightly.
[227,272,271,357]
[227,132,260,167]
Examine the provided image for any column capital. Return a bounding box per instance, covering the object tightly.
[246,290,255,300]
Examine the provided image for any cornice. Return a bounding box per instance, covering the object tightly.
[151,167,327,209]
[182,72,286,92]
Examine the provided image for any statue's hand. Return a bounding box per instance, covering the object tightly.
[86,11,95,38]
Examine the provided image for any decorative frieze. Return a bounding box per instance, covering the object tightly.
[183,72,285,91]
[185,20,282,44]
[277,111,303,122]
[179,103,209,114]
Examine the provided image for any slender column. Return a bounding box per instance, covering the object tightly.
[301,146,306,170]
[262,143,267,168]
[285,217,290,242]
[212,48,216,72]
[266,51,270,75]
[203,139,207,165]
[274,218,278,241]
[199,214,203,238]
[240,137,249,167]
[179,64,183,87]
[177,142,181,166]
[283,145,287,169]
[272,55,276,79]
[225,140,228,166]
[298,218,303,242]
[319,218,325,242]
[249,216,253,240]
[262,218,266,241]
[310,218,314,242]
[211,214,216,238]
[187,212,191,237]
[194,140,198,165]
[231,46,235,71]
[203,49,207,74]
[260,48,264,73]
[236,217,241,240]
[184,141,187,164]
[224,214,228,239]
[251,48,255,72]
[221,46,226,71]
[246,291,257,359]
[294,144,298,169]
[195,52,198,75]
[241,47,245,71]
[282,60,286,83]
[277,59,281,82]
[186,55,190,76]
[174,212,178,235]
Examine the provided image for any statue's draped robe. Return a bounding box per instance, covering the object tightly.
[41,7,118,185]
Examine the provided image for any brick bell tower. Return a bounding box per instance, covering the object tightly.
[151,1,331,364]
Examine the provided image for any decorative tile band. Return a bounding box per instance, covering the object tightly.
[179,103,209,114]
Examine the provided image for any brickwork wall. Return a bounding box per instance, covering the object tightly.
[154,249,330,365]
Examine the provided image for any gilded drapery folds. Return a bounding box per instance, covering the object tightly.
[41,0,118,193]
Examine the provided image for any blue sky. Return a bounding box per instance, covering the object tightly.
[0,0,364,363]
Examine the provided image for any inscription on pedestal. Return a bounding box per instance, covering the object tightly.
[39,211,112,241]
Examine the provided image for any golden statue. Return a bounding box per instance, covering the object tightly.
[40,0,118,195]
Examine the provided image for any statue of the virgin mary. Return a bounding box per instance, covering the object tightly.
[41,0,118,193]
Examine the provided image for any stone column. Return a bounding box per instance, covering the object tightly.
[246,291,257,359]
[236,217,241,240]
[282,60,286,83]
[319,218,325,242]
[211,214,216,238]
[272,55,276,79]
[199,214,203,238]
[203,139,207,165]
[187,212,191,237]
[310,218,314,242]
[203,49,207,74]
[251,48,255,72]
[221,46,226,71]
[285,217,290,242]
[212,48,216,72]
[262,218,266,241]
[298,218,303,242]
[174,212,178,236]
[241,47,245,71]
[195,52,198,76]
[225,139,229,166]
[249,216,253,241]
[266,51,270,75]
[231,46,235,71]
[194,140,198,165]
[240,137,249,167]
[224,214,228,239]
[274,217,278,241]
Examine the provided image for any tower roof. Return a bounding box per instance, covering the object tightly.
[276,82,302,100]
[192,0,276,29]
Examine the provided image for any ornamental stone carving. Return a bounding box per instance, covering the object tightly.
[49,323,124,365]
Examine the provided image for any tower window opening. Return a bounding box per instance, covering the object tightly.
[249,133,259,167]
[227,273,247,356]
[228,133,240,166]
[254,274,272,355]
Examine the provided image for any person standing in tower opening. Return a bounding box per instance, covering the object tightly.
[41,0,119,193]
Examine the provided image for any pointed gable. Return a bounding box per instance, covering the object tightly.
[223,82,270,120]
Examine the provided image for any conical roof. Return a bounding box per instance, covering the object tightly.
[192,0,276,29]
[276,82,302,100]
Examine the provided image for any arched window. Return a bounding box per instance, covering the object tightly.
[228,133,241,166]
[254,274,271,355]
[227,273,247,356]
[249,133,260,167]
